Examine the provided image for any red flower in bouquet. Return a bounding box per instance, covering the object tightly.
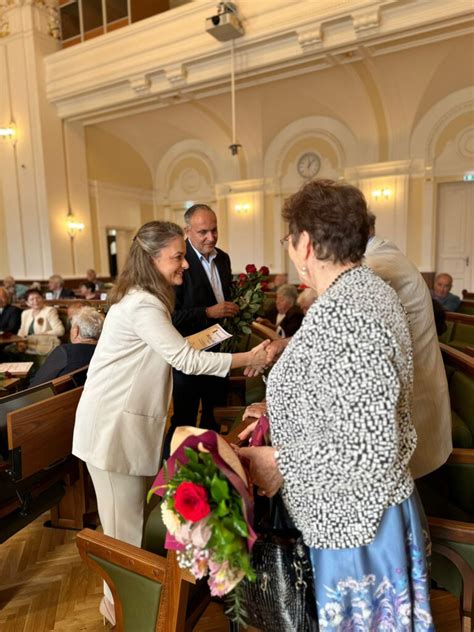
[260,281,269,292]
[174,482,211,522]
[259,266,269,276]
[245,264,257,274]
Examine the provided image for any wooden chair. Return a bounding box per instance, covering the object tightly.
[76,528,197,632]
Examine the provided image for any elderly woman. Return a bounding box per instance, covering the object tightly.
[239,180,433,629]
[17,289,65,339]
[259,283,303,337]
[30,307,103,386]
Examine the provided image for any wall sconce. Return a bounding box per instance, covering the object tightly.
[66,208,84,238]
[235,203,250,214]
[0,122,17,144]
[372,188,391,200]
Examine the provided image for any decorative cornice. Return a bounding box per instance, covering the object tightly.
[0,0,59,39]
[165,63,188,87]
[352,8,380,35]
[297,26,323,53]
[129,74,151,96]
[43,0,474,121]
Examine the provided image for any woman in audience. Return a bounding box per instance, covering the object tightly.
[258,284,303,337]
[30,307,103,386]
[78,281,98,300]
[17,289,64,339]
[72,221,268,625]
[238,180,433,629]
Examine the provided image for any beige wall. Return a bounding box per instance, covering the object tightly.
[79,33,474,274]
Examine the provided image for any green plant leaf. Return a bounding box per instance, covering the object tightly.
[211,474,230,502]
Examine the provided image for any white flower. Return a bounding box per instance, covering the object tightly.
[320,602,343,626]
[190,518,212,549]
[161,504,181,535]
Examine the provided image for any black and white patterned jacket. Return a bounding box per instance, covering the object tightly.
[267,265,416,549]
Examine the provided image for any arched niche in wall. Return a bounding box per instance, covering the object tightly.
[263,116,357,277]
[409,87,474,272]
[155,139,240,232]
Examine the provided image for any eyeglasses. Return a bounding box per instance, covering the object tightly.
[280,234,290,249]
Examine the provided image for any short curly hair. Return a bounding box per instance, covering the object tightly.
[282,179,370,264]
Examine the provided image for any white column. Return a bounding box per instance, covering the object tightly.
[0,1,93,279]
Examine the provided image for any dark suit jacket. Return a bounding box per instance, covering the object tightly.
[0,305,22,334]
[172,240,233,337]
[30,343,96,386]
[59,288,75,299]
[265,304,304,338]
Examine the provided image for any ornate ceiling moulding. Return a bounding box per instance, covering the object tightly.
[0,0,59,39]
[352,8,380,36]
[129,74,152,96]
[297,26,324,53]
[165,63,188,88]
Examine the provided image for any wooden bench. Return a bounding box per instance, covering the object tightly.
[0,378,94,540]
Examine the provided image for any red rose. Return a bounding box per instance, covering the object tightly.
[174,482,210,522]
[259,266,269,276]
[239,273,247,281]
[245,264,257,273]
[260,281,269,291]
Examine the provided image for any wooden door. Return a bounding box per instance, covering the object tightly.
[436,182,474,295]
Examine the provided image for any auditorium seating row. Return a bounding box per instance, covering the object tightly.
[442,312,474,353]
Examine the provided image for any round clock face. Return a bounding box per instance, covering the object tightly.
[297,152,321,179]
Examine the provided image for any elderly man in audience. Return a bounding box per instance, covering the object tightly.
[431,273,461,312]
[297,287,318,315]
[0,287,21,334]
[3,275,28,301]
[30,307,103,386]
[48,275,75,300]
[86,268,104,292]
[79,281,98,300]
[259,283,303,337]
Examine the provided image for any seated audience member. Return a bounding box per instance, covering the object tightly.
[3,275,28,300]
[297,287,318,315]
[79,281,98,300]
[48,275,75,300]
[431,273,461,311]
[30,307,103,386]
[432,298,447,336]
[86,268,104,292]
[259,283,303,337]
[268,272,288,290]
[18,289,65,339]
[0,287,21,333]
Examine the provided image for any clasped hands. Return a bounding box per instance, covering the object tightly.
[244,337,288,376]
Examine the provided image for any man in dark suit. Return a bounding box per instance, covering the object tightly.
[0,287,21,333]
[48,275,75,300]
[30,306,103,386]
[162,204,239,459]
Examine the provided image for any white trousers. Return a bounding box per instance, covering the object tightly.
[87,463,147,602]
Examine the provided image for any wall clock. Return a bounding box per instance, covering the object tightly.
[297,152,321,179]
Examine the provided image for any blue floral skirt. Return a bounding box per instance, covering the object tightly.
[309,491,434,631]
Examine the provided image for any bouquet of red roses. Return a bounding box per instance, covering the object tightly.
[221,264,269,351]
[149,428,256,623]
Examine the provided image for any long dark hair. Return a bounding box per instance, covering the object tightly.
[109,221,184,312]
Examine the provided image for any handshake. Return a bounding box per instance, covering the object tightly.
[243,337,289,376]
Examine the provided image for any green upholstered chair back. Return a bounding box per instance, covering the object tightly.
[450,371,474,448]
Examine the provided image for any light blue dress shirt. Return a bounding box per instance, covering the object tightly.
[188,240,225,303]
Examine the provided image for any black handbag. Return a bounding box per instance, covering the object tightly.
[240,494,318,632]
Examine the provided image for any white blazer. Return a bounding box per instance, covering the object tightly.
[72,290,232,477]
[18,306,65,338]
[365,236,452,478]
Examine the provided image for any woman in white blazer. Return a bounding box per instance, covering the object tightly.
[72,221,268,625]
[17,289,65,338]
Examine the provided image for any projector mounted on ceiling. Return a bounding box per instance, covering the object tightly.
[206,2,244,42]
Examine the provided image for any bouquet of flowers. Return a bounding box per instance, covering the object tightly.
[149,427,256,623]
[221,264,269,351]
